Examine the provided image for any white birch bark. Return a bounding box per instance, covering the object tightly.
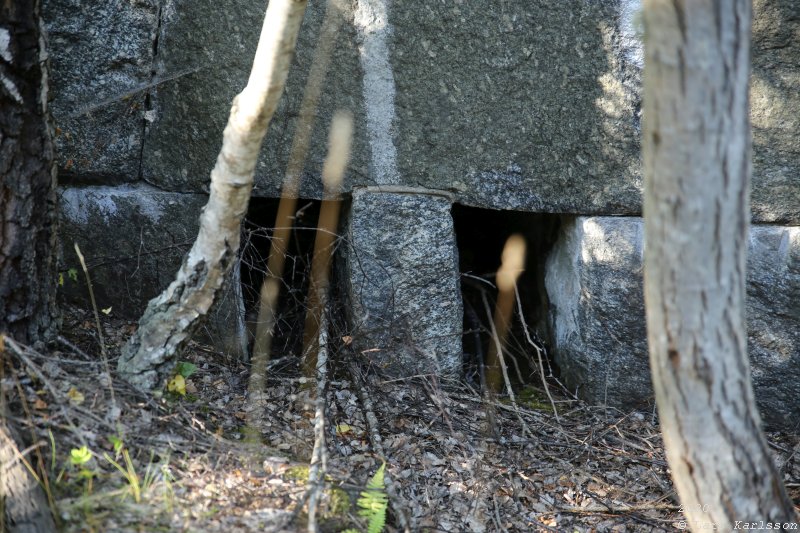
[642,0,797,529]
[118,0,308,390]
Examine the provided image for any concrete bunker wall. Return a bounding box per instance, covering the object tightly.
[48,0,800,428]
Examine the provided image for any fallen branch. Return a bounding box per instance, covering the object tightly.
[306,299,330,533]
[349,363,411,533]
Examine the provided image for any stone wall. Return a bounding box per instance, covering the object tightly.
[45,0,799,425]
[545,218,800,429]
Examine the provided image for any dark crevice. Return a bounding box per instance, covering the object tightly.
[239,197,323,359]
[452,204,561,387]
[137,0,165,183]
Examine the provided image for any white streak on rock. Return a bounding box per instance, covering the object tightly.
[354,0,400,184]
[60,184,168,224]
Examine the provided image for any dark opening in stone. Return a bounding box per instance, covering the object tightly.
[239,197,323,360]
[451,204,562,387]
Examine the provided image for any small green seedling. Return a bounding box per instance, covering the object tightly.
[70,446,92,467]
[109,434,124,459]
[67,446,96,494]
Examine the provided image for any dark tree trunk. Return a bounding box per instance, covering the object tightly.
[0,0,59,345]
[0,1,59,531]
[0,421,55,533]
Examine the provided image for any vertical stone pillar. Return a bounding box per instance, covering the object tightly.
[344,187,463,377]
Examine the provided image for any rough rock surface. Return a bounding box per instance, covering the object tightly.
[58,185,246,357]
[751,0,800,223]
[43,0,159,181]
[43,0,800,222]
[544,217,650,405]
[140,0,369,197]
[390,0,642,214]
[747,225,800,429]
[545,217,800,429]
[343,189,463,377]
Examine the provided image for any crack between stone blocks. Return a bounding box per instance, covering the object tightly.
[137,0,165,184]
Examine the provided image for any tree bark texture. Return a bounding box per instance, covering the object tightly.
[0,420,55,533]
[0,5,58,527]
[118,0,308,390]
[643,0,797,530]
[0,0,59,345]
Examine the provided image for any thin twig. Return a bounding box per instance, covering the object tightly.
[5,338,87,446]
[349,363,412,533]
[480,291,531,438]
[73,243,107,361]
[306,299,330,533]
[514,285,560,423]
[74,244,118,415]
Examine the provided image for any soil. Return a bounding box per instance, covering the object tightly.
[3,305,799,532]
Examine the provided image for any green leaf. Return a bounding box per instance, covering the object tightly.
[70,446,93,466]
[356,463,387,533]
[109,435,123,454]
[67,268,78,283]
[175,361,198,378]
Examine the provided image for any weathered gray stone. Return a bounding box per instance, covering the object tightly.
[58,185,246,357]
[545,217,800,429]
[43,0,800,222]
[751,0,800,223]
[544,217,650,404]
[141,0,369,197]
[747,226,800,429]
[390,0,643,215]
[43,0,158,180]
[344,188,463,377]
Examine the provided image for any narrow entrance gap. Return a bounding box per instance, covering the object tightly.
[239,197,323,361]
[451,204,562,389]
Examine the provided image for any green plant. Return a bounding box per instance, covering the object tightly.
[70,446,92,467]
[63,446,96,495]
[167,361,199,397]
[102,446,156,503]
[343,463,388,533]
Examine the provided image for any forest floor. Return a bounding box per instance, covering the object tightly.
[4,305,800,532]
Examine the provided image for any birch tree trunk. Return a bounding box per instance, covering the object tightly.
[118,0,308,390]
[643,1,797,529]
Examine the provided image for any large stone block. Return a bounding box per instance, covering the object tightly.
[343,188,463,377]
[43,0,159,181]
[545,217,800,429]
[747,226,800,428]
[544,217,650,404]
[58,185,246,357]
[140,0,369,197]
[751,0,800,223]
[44,0,800,222]
[390,0,642,214]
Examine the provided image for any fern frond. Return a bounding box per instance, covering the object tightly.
[356,462,387,533]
